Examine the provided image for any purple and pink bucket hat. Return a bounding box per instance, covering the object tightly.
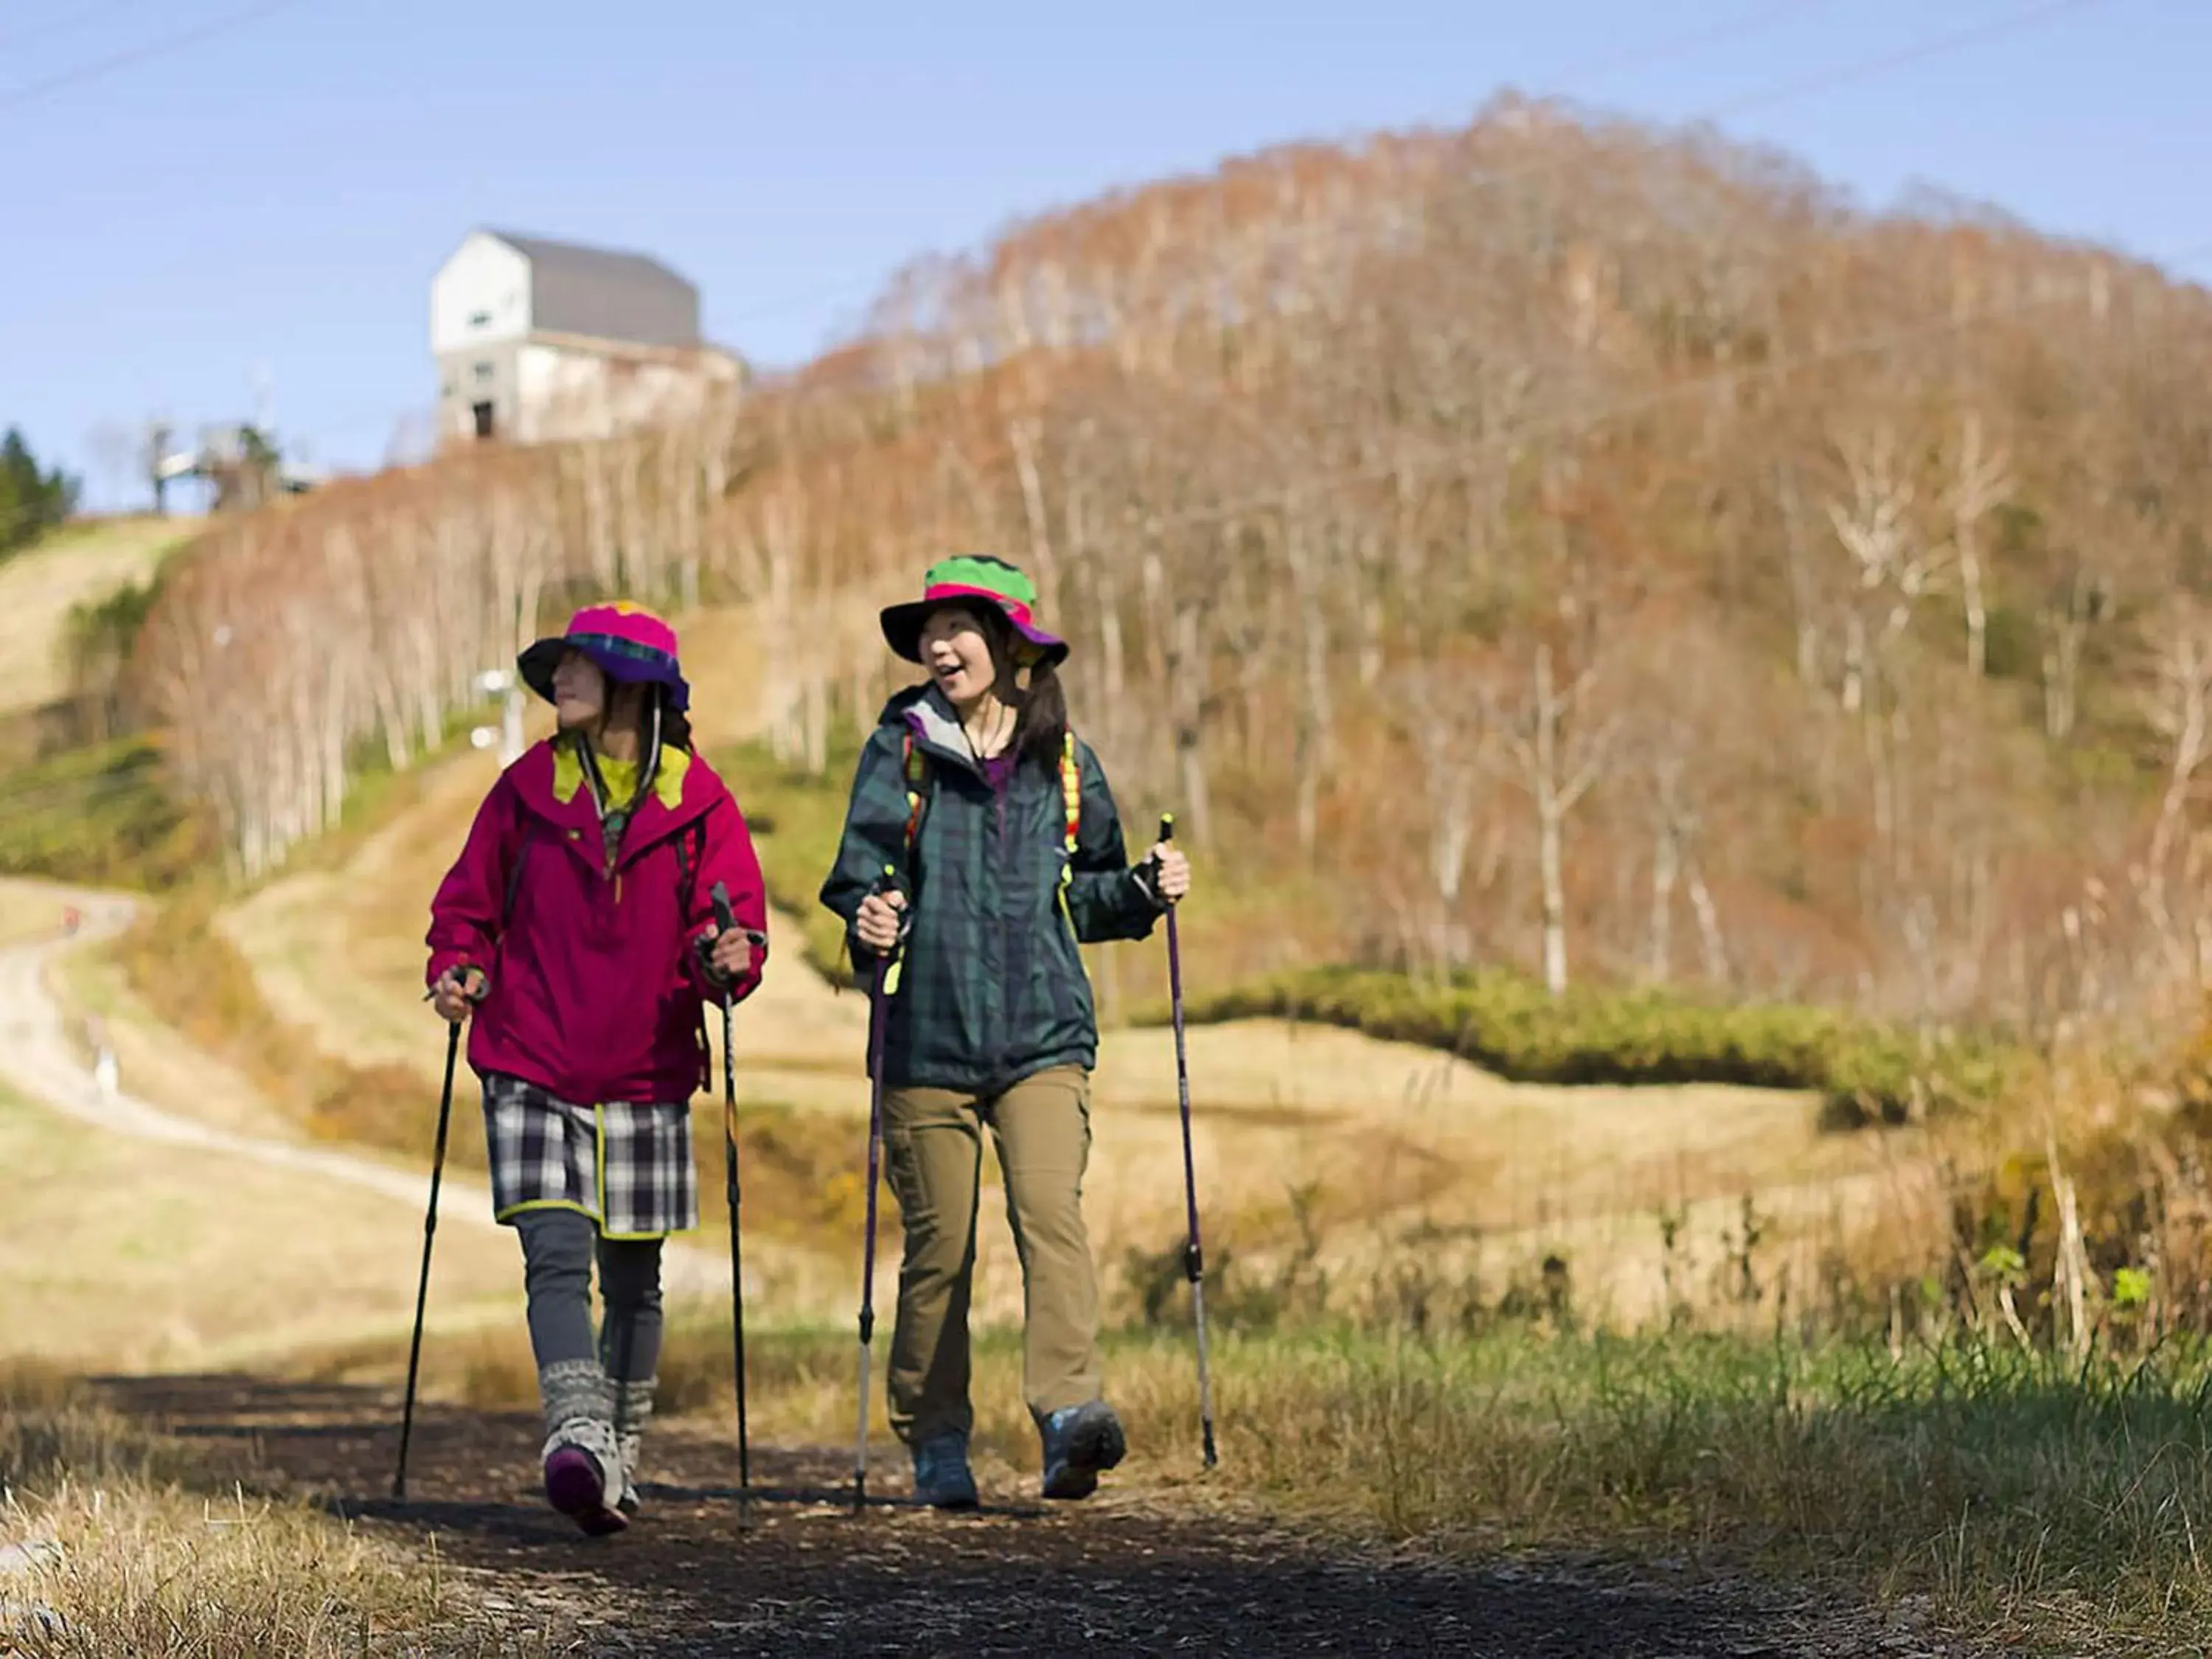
[518,602,692,712]
[878,555,1068,669]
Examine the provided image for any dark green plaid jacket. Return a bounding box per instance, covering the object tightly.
[819,686,1164,1093]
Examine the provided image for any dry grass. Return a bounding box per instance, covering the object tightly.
[0,1077,519,1373]
[0,517,187,720]
[0,1364,577,1656]
[283,1301,2212,1654]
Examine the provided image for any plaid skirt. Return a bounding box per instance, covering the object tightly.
[481,1072,698,1239]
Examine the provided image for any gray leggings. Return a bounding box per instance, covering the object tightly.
[515,1209,664,1382]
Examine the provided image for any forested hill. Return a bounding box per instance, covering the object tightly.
[133,95,2212,1037]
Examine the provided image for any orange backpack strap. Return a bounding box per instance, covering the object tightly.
[1056,731,1082,917]
[900,728,1081,868]
[1059,732,1080,855]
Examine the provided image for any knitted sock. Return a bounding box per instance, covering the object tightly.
[611,1377,656,1514]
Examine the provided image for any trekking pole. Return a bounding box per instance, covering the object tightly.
[1158,815,1218,1469]
[852,867,904,1511]
[395,974,481,1500]
[709,882,760,1506]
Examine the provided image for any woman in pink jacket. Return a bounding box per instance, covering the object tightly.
[426,602,768,1536]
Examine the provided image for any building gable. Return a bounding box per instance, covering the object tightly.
[431,229,532,355]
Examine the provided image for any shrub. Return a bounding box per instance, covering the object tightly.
[1152,964,2040,1125]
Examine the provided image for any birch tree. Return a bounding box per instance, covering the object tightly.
[1481,639,1618,995]
[1946,410,2013,680]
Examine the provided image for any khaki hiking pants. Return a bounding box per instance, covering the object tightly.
[883,1065,1100,1446]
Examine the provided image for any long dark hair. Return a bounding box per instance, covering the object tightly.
[656,686,694,754]
[978,606,1068,767]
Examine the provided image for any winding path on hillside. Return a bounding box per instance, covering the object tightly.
[0,886,738,1302]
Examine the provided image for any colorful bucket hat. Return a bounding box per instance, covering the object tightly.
[517,601,691,712]
[878,555,1068,669]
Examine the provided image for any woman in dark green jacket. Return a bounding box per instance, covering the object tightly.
[820,554,1191,1507]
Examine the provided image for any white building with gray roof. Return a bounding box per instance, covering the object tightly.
[431,229,746,447]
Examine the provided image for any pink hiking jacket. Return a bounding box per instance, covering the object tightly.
[426,739,768,1105]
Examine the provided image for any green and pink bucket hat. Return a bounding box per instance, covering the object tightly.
[518,602,692,711]
[879,555,1068,669]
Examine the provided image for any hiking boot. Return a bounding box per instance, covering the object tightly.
[541,1419,627,1535]
[911,1430,979,1509]
[1038,1400,1125,1500]
[538,1360,625,1536]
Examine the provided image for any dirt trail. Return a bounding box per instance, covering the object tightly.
[100,1371,1973,1658]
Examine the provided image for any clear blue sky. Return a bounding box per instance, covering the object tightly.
[4,0,2206,511]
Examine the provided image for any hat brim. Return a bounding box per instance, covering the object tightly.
[518,638,692,712]
[880,597,1068,670]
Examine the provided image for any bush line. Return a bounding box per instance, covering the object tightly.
[1139,964,2041,1126]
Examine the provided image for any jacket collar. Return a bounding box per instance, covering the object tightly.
[508,738,712,865]
[902,684,1019,779]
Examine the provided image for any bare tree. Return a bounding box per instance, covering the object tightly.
[1945,410,2013,679]
[1641,731,1729,987]
[1824,423,1950,717]
[2137,599,2212,961]
[1398,659,1486,968]
[1481,639,1618,995]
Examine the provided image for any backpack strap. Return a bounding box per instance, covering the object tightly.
[1059,731,1080,856]
[1056,731,1081,922]
[899,728,1082,861]
[901,732,930,856]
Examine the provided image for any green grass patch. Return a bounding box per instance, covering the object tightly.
[0,735,203,888]
[1155,964,2042,1127]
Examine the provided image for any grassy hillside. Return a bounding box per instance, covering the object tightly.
[0,516,198,886]
[0,514,187,722]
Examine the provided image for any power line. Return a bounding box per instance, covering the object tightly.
[0,0,158,57]
[1702,0,2112,123]
[1528,0,1845,91]
[0,0,300,116]
[1282,0,2126,267]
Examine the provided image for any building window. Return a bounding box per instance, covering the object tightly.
[474,362,494,382]
[469,309,492,327]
